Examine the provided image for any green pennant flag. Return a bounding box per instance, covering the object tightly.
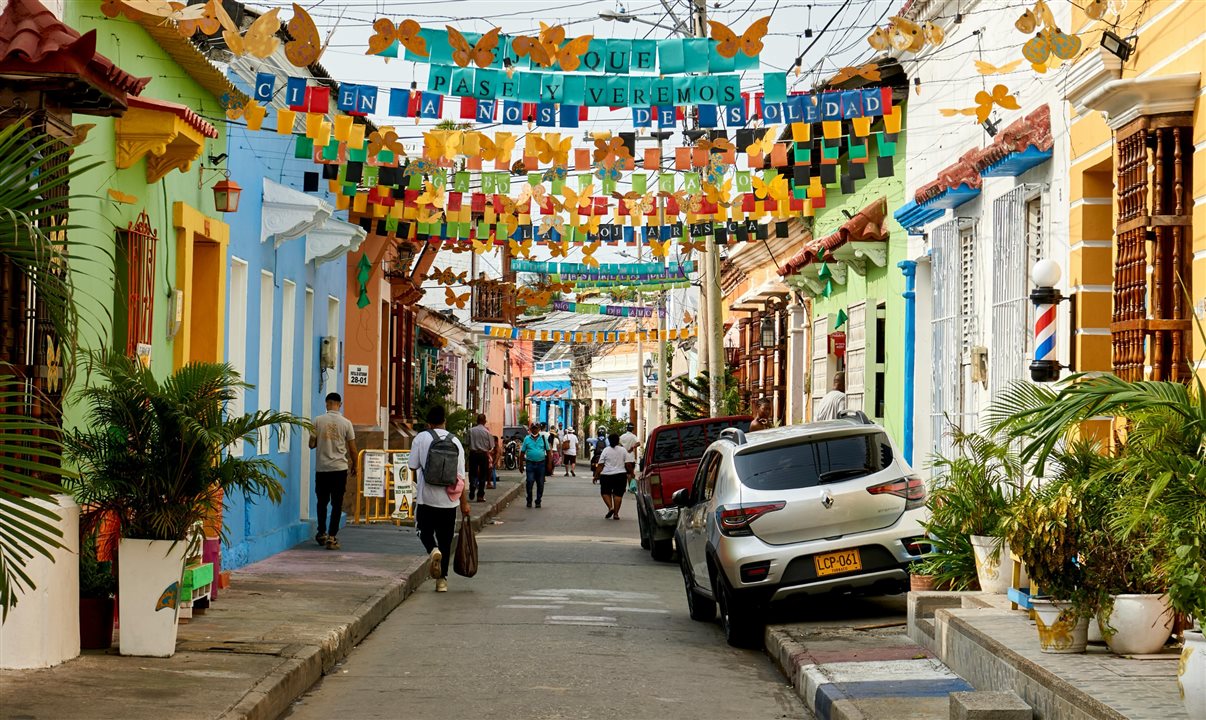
[818,262,831,280]
[356,254,372,309]
[823,279,833,298]
[835,308,848,329]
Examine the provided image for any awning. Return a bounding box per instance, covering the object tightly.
[306,216,366,265]
[779,196,889,277]
[894,200,945,234]
[976,105,1054,178]
[116,96,217,182]
[528,389,568,400]
[261,178,332,247]
[0,0,149,115]
[918,184,981,210]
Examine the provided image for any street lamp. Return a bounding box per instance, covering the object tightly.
[760,315,776,348]
[598,9,688,35]
[643,356,656,382]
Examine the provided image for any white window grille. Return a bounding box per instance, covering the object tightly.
[930,219,961,461]
[990,186,1044,402]
[845,302,866,412]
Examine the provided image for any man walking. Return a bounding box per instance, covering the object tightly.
[814,372,847,421]
[467,413,493,503]
[408,405,471,592]
[561,427,578,477]
[309,392,358,550]
[520,422,549,508]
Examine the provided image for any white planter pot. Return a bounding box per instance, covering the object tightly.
[1087,613,1105,644]
[1032,598,1089,654]
[969,535,1026,594]
[0,495,80,669]
[117,538,187,657]
[1100,594,1173,656]
[1180,630,1205,717]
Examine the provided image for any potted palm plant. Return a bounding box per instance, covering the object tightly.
[67,353,306,657]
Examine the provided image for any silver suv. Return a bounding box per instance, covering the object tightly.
[673,415,929,647]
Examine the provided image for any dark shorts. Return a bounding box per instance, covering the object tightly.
[316,470,348,493]
[564,454,576,462]
[599,474,627,496]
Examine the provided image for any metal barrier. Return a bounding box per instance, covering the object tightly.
[350,449,415,525]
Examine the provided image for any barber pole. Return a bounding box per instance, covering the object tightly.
[1029,260,1064,383]
[1034,302,1057,365]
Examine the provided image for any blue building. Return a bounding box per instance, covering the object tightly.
[531,357,573,429]
[219,57,365,569]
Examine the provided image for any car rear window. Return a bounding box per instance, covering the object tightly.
[734,432,893,490]
[649,419,752,465]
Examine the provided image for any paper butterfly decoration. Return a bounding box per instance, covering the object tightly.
[1022,28,1081,66]
[830,63,882,85]
[509,238,533,259]
[648,238,671,259]
[445,287,470,309]
[155,582,179,612]
[175,0,221,37]
[517,183,548,207]
[424,130,462,161]
[683,311,695,325]
[752,173,789,203]
[533,133,573,166]
[868,16,944,53]
[417,182,446,210]
[703,178,733,208]
[367,18,428,57]
[681,239,706,254]
[540,215,566,238]
[577,215,602,236]
[368,128,405,158]
[744,128,777,158]
[480,133,516,163]
[593,136,630,168]
[44,338,62,392]
[973,85,1019,122]
[447,26,501,68]
[225,7,280,58]
[698,137,736,156]
[1014,0,1055,34]
[708,15,771,58]
[284,4,323,67]
[472,235,491,254]
[108,188,137,204]
[867,26,890,51]
[974,59,1023,75]
[547,238,570,258]
[581,241,601,268]
[513,23,593,70]
[1085,0,1108,21]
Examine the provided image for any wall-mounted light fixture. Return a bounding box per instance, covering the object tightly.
[1101,30,1136,62]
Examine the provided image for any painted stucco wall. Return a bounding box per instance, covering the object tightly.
[217,80,349,570]
[810,131,908,449]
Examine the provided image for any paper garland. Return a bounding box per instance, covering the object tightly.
[511,260,693,277]
[483,325,697,343]
[552,300,665,318]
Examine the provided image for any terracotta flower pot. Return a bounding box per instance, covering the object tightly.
[911,574,938,592]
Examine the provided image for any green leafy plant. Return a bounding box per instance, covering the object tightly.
[78,531,114,600]
[414,369,472,435]
[927,425,1023,538]
[584,405,625,436]
[1002,481,1085,607]
[0,119,103,618]
[668,369,741,421]
[66,353,308,548]
[911,521,979,591]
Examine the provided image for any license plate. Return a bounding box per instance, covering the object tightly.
[813,549,862,577]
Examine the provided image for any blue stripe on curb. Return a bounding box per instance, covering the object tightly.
[814,679,975,720]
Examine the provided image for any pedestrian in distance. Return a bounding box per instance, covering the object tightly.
[309,392,358,551]
[814,372,847,421]
[490,434,502,489]
[562,427,578,477]
[520,422,551,508]
[408,405,471,593]
[595,433,629,520]
[590,428,606,483]
[547,423,561,469]
[619,422,639,457]
[467,413,493,503]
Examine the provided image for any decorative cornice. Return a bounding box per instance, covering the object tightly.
[261,178,333,246]
[306,216,367,266]
[1062,47,1123,115]
[1078,72,1201,130]
[115,103,208,182]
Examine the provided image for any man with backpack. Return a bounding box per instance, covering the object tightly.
[407,405,470,592]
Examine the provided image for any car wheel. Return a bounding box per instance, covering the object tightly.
[651,536,674,562]
[713,570,763,648]
[637,505,652,550]
[680,550,715,622]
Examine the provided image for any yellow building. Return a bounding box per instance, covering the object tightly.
[1063,0,1204,382]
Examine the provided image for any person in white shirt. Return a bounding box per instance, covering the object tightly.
[814,372,848,421]
[561,428,579,477]
[407,405,470,592]
[594,433,630,520]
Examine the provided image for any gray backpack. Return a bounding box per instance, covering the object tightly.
[423,429,459,487]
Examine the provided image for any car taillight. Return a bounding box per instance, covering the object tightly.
[740,561,771,583]
[867,476,926,510]
[717,501,786,536]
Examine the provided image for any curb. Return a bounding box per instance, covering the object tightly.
[219,480,524,720]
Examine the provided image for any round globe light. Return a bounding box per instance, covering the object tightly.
[1031,259,1062,288]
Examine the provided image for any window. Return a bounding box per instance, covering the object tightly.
[959,225,977,353]
[810,315,830,417]
[279,281,296,453]
[692,452,721,503]
[119,210,157,358]
[734,432,892,491]
[227,259,248,455]
[874,302,886,419]
[258,271,275,454]
[649,419,753,465]
[929,219,961,460]
[845,302,866,412]
[990,186,1042,401]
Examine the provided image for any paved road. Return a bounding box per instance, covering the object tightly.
[283,472,804,720]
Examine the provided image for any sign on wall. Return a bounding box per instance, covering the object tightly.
[391,452,414,520]
[348,364,369,385]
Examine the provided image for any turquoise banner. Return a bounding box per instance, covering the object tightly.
[426,66,748,107]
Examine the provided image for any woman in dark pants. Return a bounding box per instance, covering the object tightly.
[594,433,629,520]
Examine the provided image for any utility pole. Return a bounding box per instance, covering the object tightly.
[690,0,726,416]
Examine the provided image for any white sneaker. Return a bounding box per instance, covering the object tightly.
[429,549,442,579]
[435,578,448,592]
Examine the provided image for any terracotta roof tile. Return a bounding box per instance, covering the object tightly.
[779,196,890,276]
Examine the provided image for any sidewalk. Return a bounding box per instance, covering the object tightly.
[0,474,524,720]
[766,607,972,720]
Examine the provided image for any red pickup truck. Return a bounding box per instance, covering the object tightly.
[635,415,753,561]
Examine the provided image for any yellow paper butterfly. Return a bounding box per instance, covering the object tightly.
[284,4,324,67]
[704,178,733,208]
[830,63,882,85]
[540,215,566,238]
[708,15,772,58]
[939,107,979,118]
[752,173,788,202]
[577,215,602,236]
[744,128,777,157]
[369,128,405,159]
[230,7,280,58]
[176,0,222,37]
[974,84,1020,123]
[417,208,444,225]
[509,238,533,259]
[867,26,890,51]
[974,59,1024,75]
[887,16,925,52]
[417,182,446,209]
[648,237,671,259]
[447,26,501,69]
[681,239,706,254]
[533,133,573,166]
[472,235,492,254]
[367,17,428,57]
[445,287,470,309]
[548,239,569,258]
[581,240,601,268]
[480,132,516,163]
[424,130,462,161]
[517,183,548,207]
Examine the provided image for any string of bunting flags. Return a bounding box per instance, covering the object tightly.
[551,300,666,318]
[483,325,697,343]
[510,259,693,278]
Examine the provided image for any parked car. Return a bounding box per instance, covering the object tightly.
[636,416,752,562]
[674,414,929,647]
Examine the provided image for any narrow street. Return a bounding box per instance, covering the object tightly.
[283,473,805,720]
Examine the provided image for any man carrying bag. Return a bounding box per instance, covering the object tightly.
[408,405,470,593]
